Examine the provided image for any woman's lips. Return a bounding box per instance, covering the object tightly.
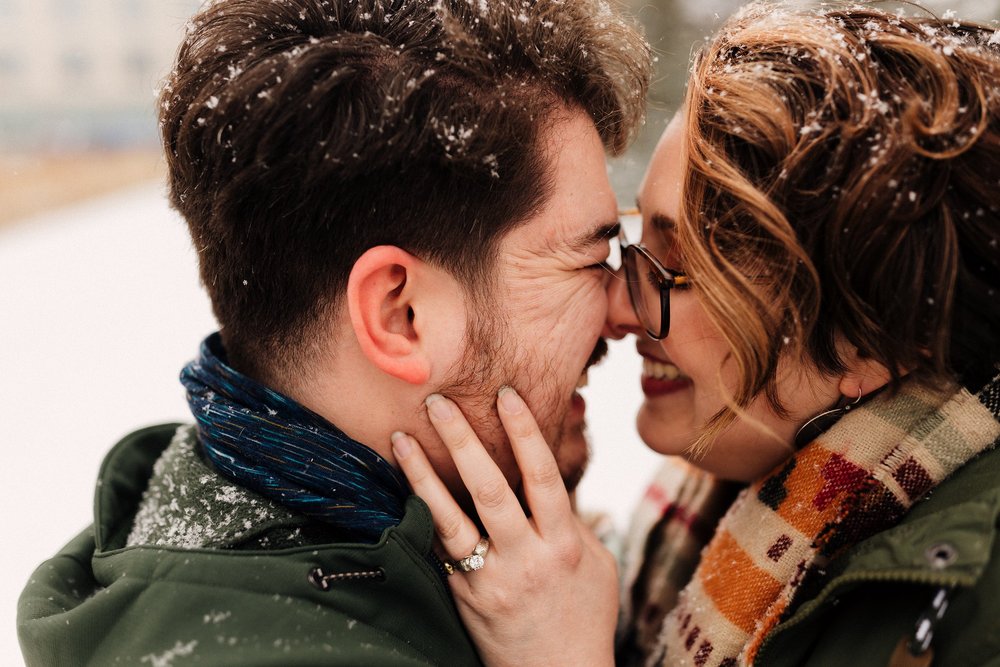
[641,376,693,397]
[640,357,692,397]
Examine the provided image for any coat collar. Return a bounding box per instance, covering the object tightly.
[780,444,1000,627]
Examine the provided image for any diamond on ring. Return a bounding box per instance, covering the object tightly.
[455,537,490,572]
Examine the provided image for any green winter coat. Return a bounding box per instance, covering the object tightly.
[17,424,482,666]
[21,424,1000,666]
[755,443,1000,666]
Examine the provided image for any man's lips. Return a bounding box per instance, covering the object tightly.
[585,337,609,371]
[569,390,586,421]
[568,338,608,423]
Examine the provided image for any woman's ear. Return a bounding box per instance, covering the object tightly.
[346,246,431,385]
[837,352,894,399]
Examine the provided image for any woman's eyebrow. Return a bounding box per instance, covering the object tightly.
[651,213,676,231]
[633,197,676,231]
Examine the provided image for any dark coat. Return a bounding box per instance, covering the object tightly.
[17,424,482,666]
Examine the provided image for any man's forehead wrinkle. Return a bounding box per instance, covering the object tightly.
[567,221,620,255]
[510,216,612,261]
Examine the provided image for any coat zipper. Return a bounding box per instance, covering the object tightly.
[754,570,971,661]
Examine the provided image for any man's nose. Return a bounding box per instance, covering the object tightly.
[602,267,643,340]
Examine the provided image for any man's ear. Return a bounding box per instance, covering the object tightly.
[347,246,431,385]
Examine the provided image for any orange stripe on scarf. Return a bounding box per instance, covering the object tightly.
[700,530,783,634]
[775,446,866,537]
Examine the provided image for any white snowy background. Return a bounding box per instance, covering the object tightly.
[0,183,660,662]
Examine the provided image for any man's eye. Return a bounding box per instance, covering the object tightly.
[587,261,613,272]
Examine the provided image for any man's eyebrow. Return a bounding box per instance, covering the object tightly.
[567,221,621,253]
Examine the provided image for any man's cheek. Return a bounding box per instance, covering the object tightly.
[559,281,608,337]
[564,276,607,308]
[532,384,571,438]
[513,273,603,323]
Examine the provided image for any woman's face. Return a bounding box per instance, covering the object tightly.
[606,114,843,481]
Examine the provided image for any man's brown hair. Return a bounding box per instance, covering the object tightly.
[160,0,650,381]
[676,3,1000,449]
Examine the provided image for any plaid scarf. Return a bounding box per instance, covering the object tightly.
[620,373,1000,667]
[181,333,409,543]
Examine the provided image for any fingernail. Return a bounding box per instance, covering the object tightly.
[390,431,412,458]
[498,386,524,414]
[425,393,452,421]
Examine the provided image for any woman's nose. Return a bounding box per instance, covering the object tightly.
[603,266,643,340]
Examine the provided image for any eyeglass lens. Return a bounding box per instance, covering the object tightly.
[623,248,663,337]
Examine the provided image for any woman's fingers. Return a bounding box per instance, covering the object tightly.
[496,387,575,537]
[398,395,619,667]
[424,394,531,546]
[391,431,482,561]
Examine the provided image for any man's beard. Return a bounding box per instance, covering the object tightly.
[437,305,608,495]
[436,307,562,453]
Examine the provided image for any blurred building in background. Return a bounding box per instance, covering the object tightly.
[0,0,996,213]
[2,0,997,154]
[0,0,200,152]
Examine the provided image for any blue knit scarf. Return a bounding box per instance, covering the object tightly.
[180,333,409,542]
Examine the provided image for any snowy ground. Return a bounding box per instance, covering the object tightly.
[0,183,660,663]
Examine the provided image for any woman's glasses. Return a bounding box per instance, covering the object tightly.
[616,209,690,341]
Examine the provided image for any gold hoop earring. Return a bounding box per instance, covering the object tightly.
[794,387,863,449]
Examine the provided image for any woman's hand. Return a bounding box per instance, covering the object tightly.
[391,387,618,667]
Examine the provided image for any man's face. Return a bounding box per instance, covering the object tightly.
[441,109,619,498]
